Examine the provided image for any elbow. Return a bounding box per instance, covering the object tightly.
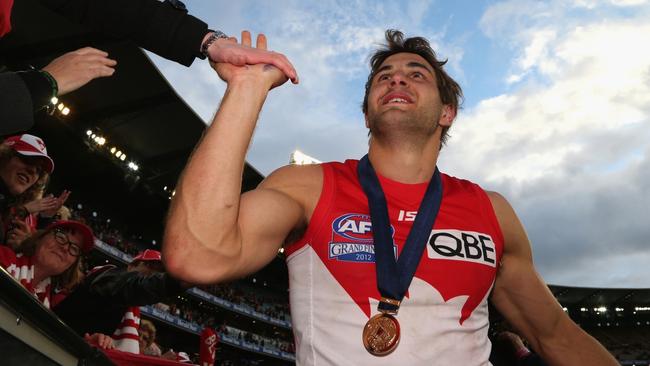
[162,250,189,281]
[161,227,241,285]
[161,225,202,283]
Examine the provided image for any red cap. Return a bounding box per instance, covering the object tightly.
[131,249,162,263]
[3,134,54,174]
[45,220,95,253]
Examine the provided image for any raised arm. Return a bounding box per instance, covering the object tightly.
[163,32,306,285]
[488,192,617,366]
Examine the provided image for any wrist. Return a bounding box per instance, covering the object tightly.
[201,30,228,60]
[228,73,275,92]
[40,70,59,97]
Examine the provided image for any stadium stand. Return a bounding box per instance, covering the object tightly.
[78,202,295,364]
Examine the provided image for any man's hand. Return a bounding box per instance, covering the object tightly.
[84,332,115,350]
[42,47,117,96]
[207,31,297,85]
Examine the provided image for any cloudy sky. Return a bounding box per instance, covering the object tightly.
[148,0,650,289]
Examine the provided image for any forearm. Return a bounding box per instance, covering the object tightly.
[535,320,617,366]
[93,270,184,306]
[42,0,207,66]
[164,78,270,282]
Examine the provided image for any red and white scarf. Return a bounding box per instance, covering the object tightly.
[112,306,141,353]
[0,246,52,308]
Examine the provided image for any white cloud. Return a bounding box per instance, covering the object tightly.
[507,28,557,84]
[448,17,650,184]
[442,2,650,287]
[609,0,648,6]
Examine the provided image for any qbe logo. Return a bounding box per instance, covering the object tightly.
[426,230,497,268]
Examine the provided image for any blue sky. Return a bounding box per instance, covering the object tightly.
[149,0,650,288]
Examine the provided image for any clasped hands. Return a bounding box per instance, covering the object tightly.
[210,31,297,91]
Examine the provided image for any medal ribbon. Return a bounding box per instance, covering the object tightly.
[357,154,443,314]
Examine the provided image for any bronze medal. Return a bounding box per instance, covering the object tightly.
[362,313,401,356]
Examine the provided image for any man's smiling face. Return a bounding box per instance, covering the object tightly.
[365,52,451,140]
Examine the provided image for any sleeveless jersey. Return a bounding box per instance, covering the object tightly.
[285,160,504,365]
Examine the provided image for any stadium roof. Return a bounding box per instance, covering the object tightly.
[550,285,650,306]
[0,0,263,239]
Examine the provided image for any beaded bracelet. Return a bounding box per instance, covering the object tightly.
[40,70,58,98]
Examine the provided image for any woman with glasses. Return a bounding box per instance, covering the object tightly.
[0,220,94,308]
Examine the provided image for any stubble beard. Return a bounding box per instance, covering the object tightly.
[367,107,442,147]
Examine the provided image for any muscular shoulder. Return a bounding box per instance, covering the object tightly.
[258,164,323,212]
[485,191,532,258]
[485,191,509,215]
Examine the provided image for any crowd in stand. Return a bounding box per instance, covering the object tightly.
[221,325,295,354]
[76,204,297,356]
[150,298,296,355]
[589,326,650,362]
[74,201,294,324]
[203,283,291,322]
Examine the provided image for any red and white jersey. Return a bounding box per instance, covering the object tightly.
[285,160,504,365]
[112,306,141,354]
[200,327,219,366]
[0,246,53,308]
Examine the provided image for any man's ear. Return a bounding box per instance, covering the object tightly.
[364,114,369,129]
[439,105,456,127]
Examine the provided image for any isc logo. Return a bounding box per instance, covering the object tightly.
[331,213,394,243]
[426,229,497,268]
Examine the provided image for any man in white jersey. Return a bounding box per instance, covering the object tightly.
[162,30,617,365]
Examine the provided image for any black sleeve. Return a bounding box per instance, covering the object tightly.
[0,72,40,135]
[16,70,53,111]
[39,0,209,67]
[89,268,185,306]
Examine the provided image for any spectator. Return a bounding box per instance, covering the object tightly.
[0,134,53,244]
[139,319,162,357]
[6,193,71,250]
[200,327,219,366]
[0,220,94,308]
[53,249,189,353]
